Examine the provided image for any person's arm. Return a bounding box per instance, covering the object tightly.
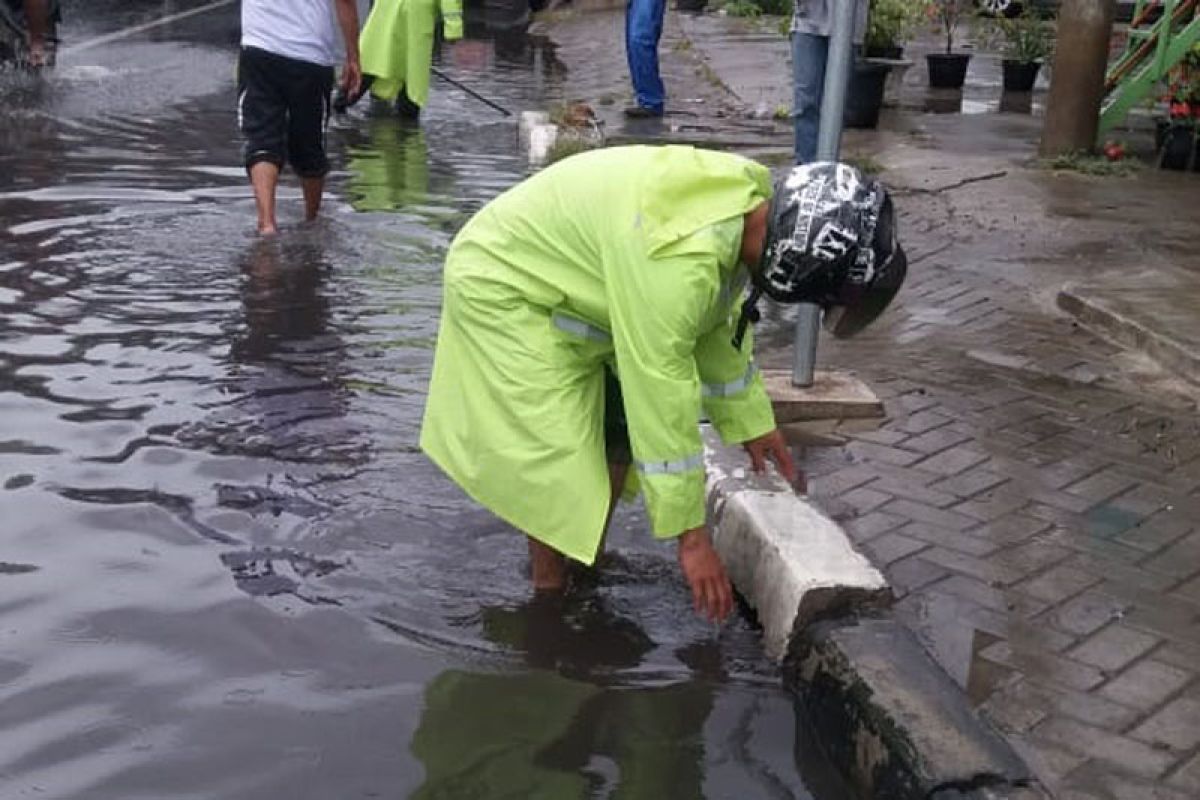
[694,317,798,486]
[606,248,735,620]
[333,0,362,96]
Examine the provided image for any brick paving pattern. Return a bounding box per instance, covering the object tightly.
[759,195,1200,799]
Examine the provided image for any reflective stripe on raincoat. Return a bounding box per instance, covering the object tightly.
[359,0,464,109]
[419,145,777,565]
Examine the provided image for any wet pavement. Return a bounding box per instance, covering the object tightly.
[0,2,820,798]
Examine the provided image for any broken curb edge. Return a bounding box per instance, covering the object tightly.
[702,427,1050,799]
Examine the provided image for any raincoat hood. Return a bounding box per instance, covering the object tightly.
[640,147,773,258]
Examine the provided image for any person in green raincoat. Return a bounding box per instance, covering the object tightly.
[420,146,906,621]
[344,0,464,118]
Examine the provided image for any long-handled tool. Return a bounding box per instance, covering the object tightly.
[431,67,512,117]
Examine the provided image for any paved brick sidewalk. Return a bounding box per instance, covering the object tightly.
[768,219,1200,799]
[543,8,1200,798]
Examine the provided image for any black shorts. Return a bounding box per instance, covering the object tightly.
[237,46,335,179]
[604,365,632,466]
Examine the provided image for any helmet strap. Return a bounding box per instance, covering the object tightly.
[731,286,762,351]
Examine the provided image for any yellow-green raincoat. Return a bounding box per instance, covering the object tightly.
[359,0,464,109]
[420,145,778,564]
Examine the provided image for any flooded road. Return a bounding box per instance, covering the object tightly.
[0,1,821,797]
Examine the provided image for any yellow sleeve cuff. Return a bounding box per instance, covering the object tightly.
[641,470,707,539]
[705,374,775,445]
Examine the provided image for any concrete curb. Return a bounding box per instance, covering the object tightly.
[793,618,1046,800]
[1058,282,1200,386]
[702,428,891,659]
[703,428,1048,799]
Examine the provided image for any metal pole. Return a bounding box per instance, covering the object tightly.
[792,0,855,387]
[815,0,856,162]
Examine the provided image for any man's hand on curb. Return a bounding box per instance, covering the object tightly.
[678,527,733,622]
[743,428,800,488]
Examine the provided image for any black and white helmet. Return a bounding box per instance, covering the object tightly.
[734,162,906,347]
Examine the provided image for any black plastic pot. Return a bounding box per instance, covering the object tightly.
[675,0,707,10]
[1159,123,1196,171]
[1001,59,1041,92]
[865,44,904,59]
[926,52,971,89]
[844,61,891,129]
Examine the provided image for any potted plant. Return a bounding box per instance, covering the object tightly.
[926,0,972,89]
[865,0,928,59]
[1158,48,1200,170]
[844,60,892,128]
[843,0,929,128]
[981,8,1054,92]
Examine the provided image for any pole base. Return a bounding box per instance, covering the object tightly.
[763,368,884,423]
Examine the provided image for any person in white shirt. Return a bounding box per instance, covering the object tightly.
[239,0,362,234]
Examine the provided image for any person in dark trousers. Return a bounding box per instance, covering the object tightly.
[238,0,362,235]
[791,0,867,163]
[624,0,666,118]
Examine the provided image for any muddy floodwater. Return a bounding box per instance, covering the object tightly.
[0,1,825,798]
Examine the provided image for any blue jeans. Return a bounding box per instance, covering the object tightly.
[792,31,828,164]
[626,0,666,112]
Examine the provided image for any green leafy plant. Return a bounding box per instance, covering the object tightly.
[1163,40,1200,117]
[722,0,788,17]
[978,8,1054,63]
[722,0,761,18]
[752,0,790,15]
[866,0,931,53]
[1042,151,1141,177]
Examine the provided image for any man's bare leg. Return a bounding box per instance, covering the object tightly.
[22,0,48,66]
[301,176,324,222]
[527,462,629,592]
[249,161,280,234]
[527,537,568,591]
[596,461,629,557]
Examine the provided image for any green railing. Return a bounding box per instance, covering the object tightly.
[1100,0,1200,135]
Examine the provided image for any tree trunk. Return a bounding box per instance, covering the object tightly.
[1039,0,1117,156]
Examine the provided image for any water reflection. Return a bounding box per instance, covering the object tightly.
[482,592,655,676]
[209,235,362,595]
[233,235,333,361]
[999,91,1033,115]
[923,90,963,115]
[347,123,436,213]
[203,234,365,466]
[412,594,717,798]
